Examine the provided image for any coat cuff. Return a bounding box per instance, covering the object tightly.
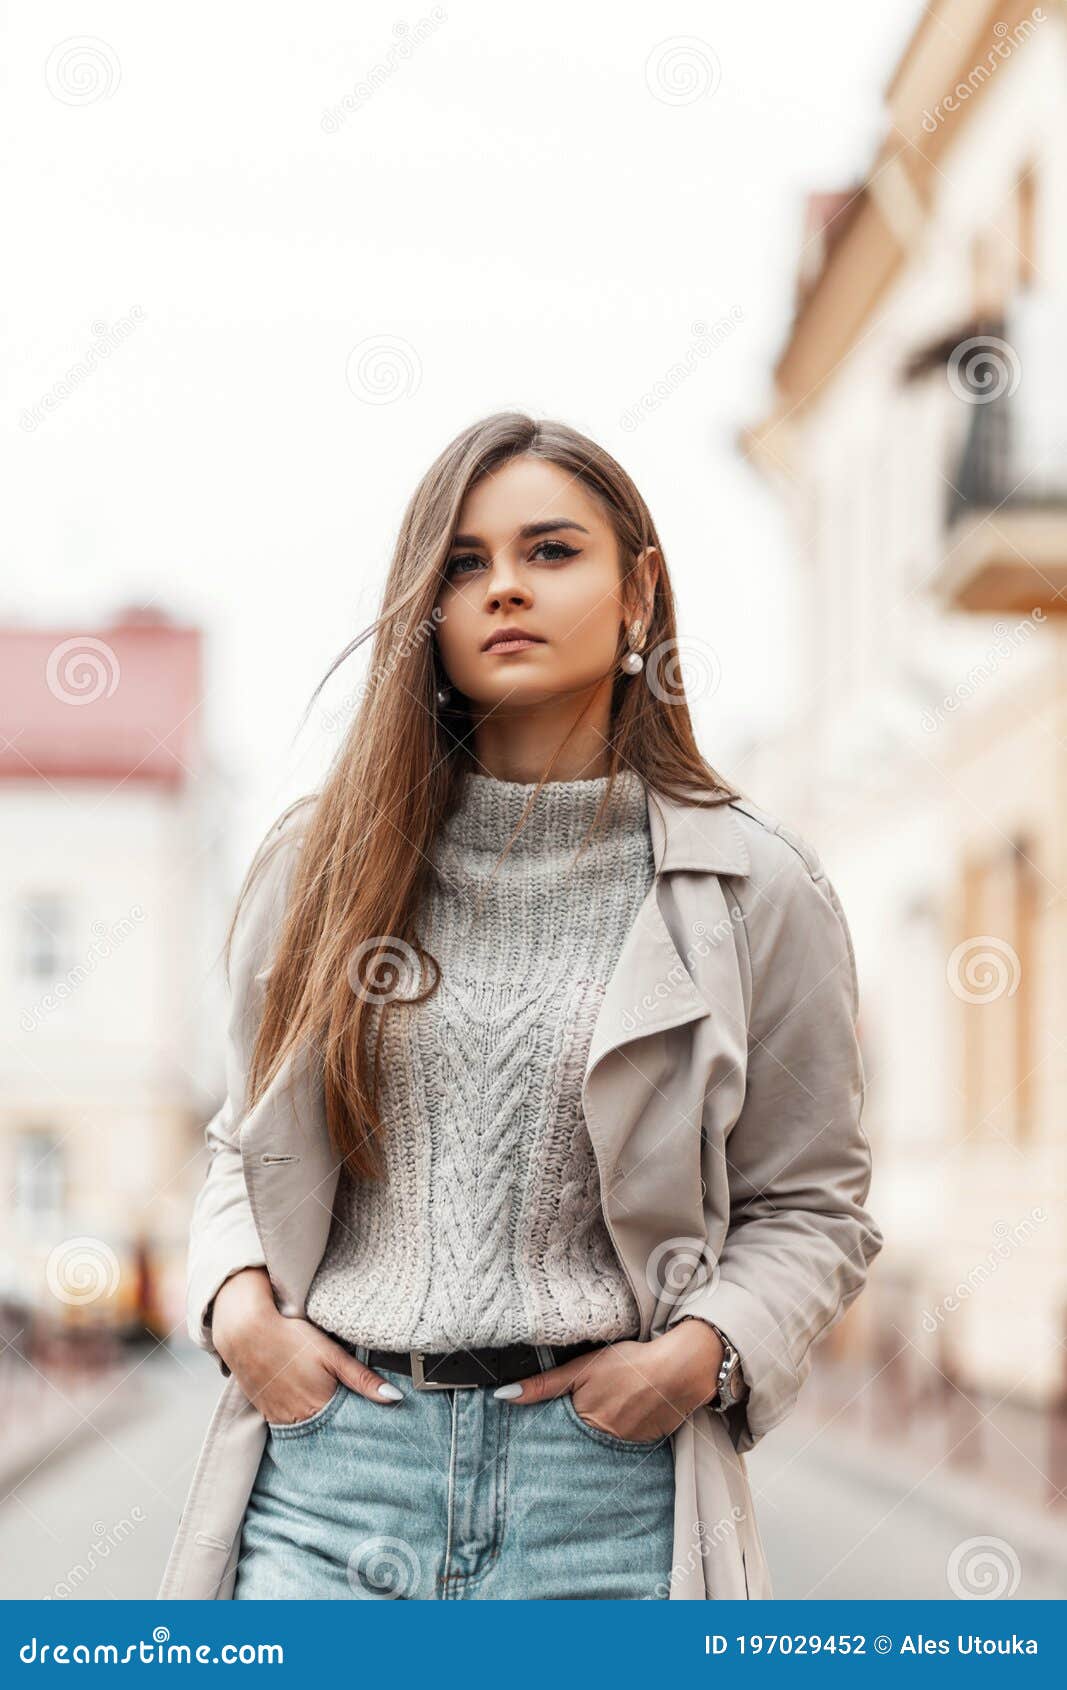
[666,1278,799,1448]
[187,1249,267,1375]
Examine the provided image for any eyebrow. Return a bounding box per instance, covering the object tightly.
[450,519,590,548]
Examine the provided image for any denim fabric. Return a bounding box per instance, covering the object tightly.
[233,1344,675,1600]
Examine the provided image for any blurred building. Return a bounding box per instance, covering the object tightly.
[742,0,1067,1503]
[0,607,225,1341]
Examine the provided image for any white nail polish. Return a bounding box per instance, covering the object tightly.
[493,1382,523,1399]
[377,1381,404,1400]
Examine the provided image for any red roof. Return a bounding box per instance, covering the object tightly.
[0,607,203,786]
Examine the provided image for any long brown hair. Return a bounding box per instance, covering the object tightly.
[232,411,739,1178]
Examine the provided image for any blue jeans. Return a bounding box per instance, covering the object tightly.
[233,1342,676,1599]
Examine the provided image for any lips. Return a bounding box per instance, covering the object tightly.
[481,629,546,652]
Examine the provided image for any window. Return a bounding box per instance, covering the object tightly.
[1011,836,1039,1142]
[17,893,71,982]
[13,1129,65,1227]
[958,836,1040,1144]
[1015,161,1038,290]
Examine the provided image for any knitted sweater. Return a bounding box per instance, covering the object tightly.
[304,768,654,1351]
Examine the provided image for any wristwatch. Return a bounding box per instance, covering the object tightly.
[674,1314,746,1413]
[708,1324,746,1413]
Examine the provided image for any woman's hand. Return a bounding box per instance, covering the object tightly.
[494,1321,724,1440]
[210,1267,404,1420]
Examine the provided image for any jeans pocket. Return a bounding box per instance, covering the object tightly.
[560,1388,668,1451]
[266,1381,347,1438]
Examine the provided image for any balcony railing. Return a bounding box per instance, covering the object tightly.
[937,305,1067,614]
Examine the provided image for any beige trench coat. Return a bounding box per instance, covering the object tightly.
[159,784,881,1601]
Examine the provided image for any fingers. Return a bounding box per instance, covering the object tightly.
[328,1343,405,1402]
[493,1351,597,1404]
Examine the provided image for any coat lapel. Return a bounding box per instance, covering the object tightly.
[583,786,749,1086]
[580,787,751,1334]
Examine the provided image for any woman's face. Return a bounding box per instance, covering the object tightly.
[434,455,644,714]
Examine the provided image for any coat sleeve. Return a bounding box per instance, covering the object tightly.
[666,846,882,1452]
[185,812,305,1370]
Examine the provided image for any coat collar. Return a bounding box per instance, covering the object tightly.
[646,785,751,878]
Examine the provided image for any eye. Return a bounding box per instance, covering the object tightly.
[531,541,579,562]
[444,539,579,579]
[445,553,485,578]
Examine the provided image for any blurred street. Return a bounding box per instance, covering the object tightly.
[749,1412,1067,1602]
[3,1349,1064,1600]
[0,1346,218,1601]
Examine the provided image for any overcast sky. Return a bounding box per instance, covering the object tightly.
[3,0,924,864]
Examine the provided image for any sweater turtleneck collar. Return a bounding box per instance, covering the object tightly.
[438,766,648,858]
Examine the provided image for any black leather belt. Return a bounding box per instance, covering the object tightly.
[355,1338,605,1391]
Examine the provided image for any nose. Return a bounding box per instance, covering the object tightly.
[482,556,533,612]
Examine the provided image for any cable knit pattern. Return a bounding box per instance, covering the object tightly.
[304,768,654,1350]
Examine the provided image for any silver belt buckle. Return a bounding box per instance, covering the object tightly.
[410,1350,479,1390]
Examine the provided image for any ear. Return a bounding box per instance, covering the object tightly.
[631,545,661,627]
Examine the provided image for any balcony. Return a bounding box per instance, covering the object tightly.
[937,311,1067,616]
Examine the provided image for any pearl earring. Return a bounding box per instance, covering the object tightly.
[621,617,645,675]
[435,684,452,707]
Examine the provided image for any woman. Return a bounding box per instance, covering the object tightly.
[160,412,881,1602]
